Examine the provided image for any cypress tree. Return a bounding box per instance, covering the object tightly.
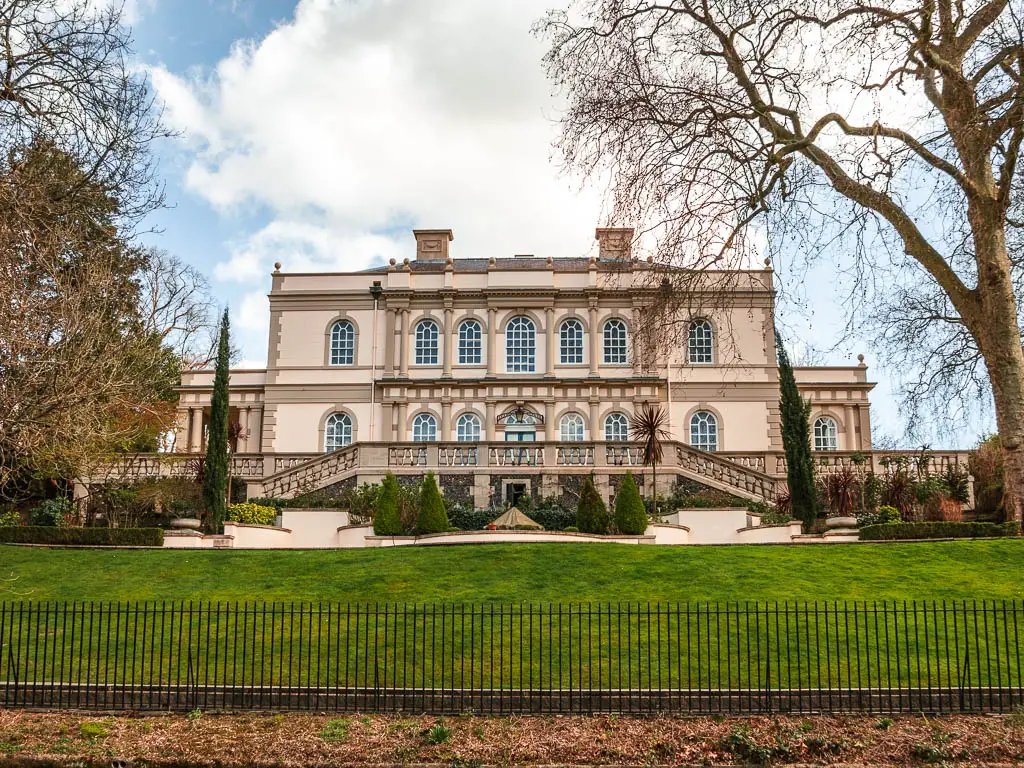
[373,472,403,535]
[614,471,648,534]
[415,472,449,534]
[777,329,817,526]
[202,309,230,532]
[576,476,610,534]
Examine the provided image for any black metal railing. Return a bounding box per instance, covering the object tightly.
[2,601,1022,714]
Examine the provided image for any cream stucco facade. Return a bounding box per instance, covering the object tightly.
[153,226,890,509]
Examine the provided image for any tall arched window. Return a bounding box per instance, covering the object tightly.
[456,413,482,442]
[689,411,719,452]
[604,413,629,441]
[412,413,438,442]
[603,318,628,364]
[559,412,585,441]
[813,416,839,451]
[324,412,353,451]
[329,320,355,366]
[688,319,714,364]
[414,319,439,365]
[458,319,483,365]
[559,318,584,364]
[506,316,536,373]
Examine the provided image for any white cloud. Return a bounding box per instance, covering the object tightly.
[150,0,602,285]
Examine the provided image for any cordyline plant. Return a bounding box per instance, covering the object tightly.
[629,404,670,518]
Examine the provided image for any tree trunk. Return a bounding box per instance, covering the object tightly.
[970,211,1024,523]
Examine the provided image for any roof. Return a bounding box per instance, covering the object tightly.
[359,257,637,274]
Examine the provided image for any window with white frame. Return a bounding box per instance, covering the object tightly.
[329,320,355,366]
[458,319,482,365]
[603,318,628,364]
[414,319,439,365]
[412,413,438,442]
[689,411,719,451]
[456,412,482,442]
[604,413,629,441]
[813,416,839,451]
[559,412,585,441]
[506,316,536,372]
[559,318,584,364]
[688,319,714,364]
[324,412,353,451]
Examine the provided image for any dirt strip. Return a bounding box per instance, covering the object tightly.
[4,710,1024,766]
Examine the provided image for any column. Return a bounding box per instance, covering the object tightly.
[441,400,452,441]
[485,401,496,441]
[544,401,555,442]
[588,301,599,377]
[247,406,262,452]
[382,402,395,441]
[240,406,252,452]
[487,307,498,376]
[188,407,203,452]
[396,402,408,441]
[545,307,555,376]
[844,404,857,451]
[398,308,410,377]
[589,396,600,441]
[383,307,397,376]
[443,303,454,377]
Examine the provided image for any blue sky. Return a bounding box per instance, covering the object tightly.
[127,0,994,448]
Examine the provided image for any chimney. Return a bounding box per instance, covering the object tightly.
[595,227,634,261]
[413,229,454,261]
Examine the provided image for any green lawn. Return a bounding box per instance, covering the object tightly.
[2,539,1023,604]
[3,541,1024,692]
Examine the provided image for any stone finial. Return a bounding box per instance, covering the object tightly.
[595,227,634,261]
[764,257,772,270]
[488,256,496,266]
[412,229,454,262]
[389,258,397,265]
[647,255,654,263]
[546,255,553,266]
[273,261,281,272]
[857,354,866,366]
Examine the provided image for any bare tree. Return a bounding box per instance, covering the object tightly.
[137,249,221,370]
[0,0,168,225]
[540,0,1024,520]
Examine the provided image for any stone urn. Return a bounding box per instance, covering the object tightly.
[825,516,858,531]
[169,517,202,531]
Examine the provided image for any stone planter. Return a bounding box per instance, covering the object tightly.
[825,516,858,530]
[169,517,202,531]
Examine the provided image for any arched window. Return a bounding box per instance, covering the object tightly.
[559,318,584,364]
[324,412,353,451]
[329,320,355,366]
[412,413,438,442]
[506,316,536,373]
[813,416,839,451]
[604,413,629,441]
[414,319,439,365]
[603,318,628,364]
[559,412,585,441]
[689,411,719,452]
[458,319,483,365]
[456,413,482,442]
[688,319,714,364]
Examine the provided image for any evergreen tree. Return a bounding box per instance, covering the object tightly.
[614,471,648,534]
[373,472,403,535]
[777,330,817,526]
[576,476,610,534]
[415,472,449,534]
[202,309,230,532]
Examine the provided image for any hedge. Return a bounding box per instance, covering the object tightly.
[0,526,164,546]
[859,521,1021,541]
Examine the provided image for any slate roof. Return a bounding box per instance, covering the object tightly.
[359,257,639,274]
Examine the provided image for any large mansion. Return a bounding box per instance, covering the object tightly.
[157,227,878,508]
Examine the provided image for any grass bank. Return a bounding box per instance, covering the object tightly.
[3,539,1024,604]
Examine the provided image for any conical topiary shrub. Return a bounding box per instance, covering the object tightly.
[373,472,403,536]
[415,472,449,534]
[614,471,648,534]
[576,476,609,534]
